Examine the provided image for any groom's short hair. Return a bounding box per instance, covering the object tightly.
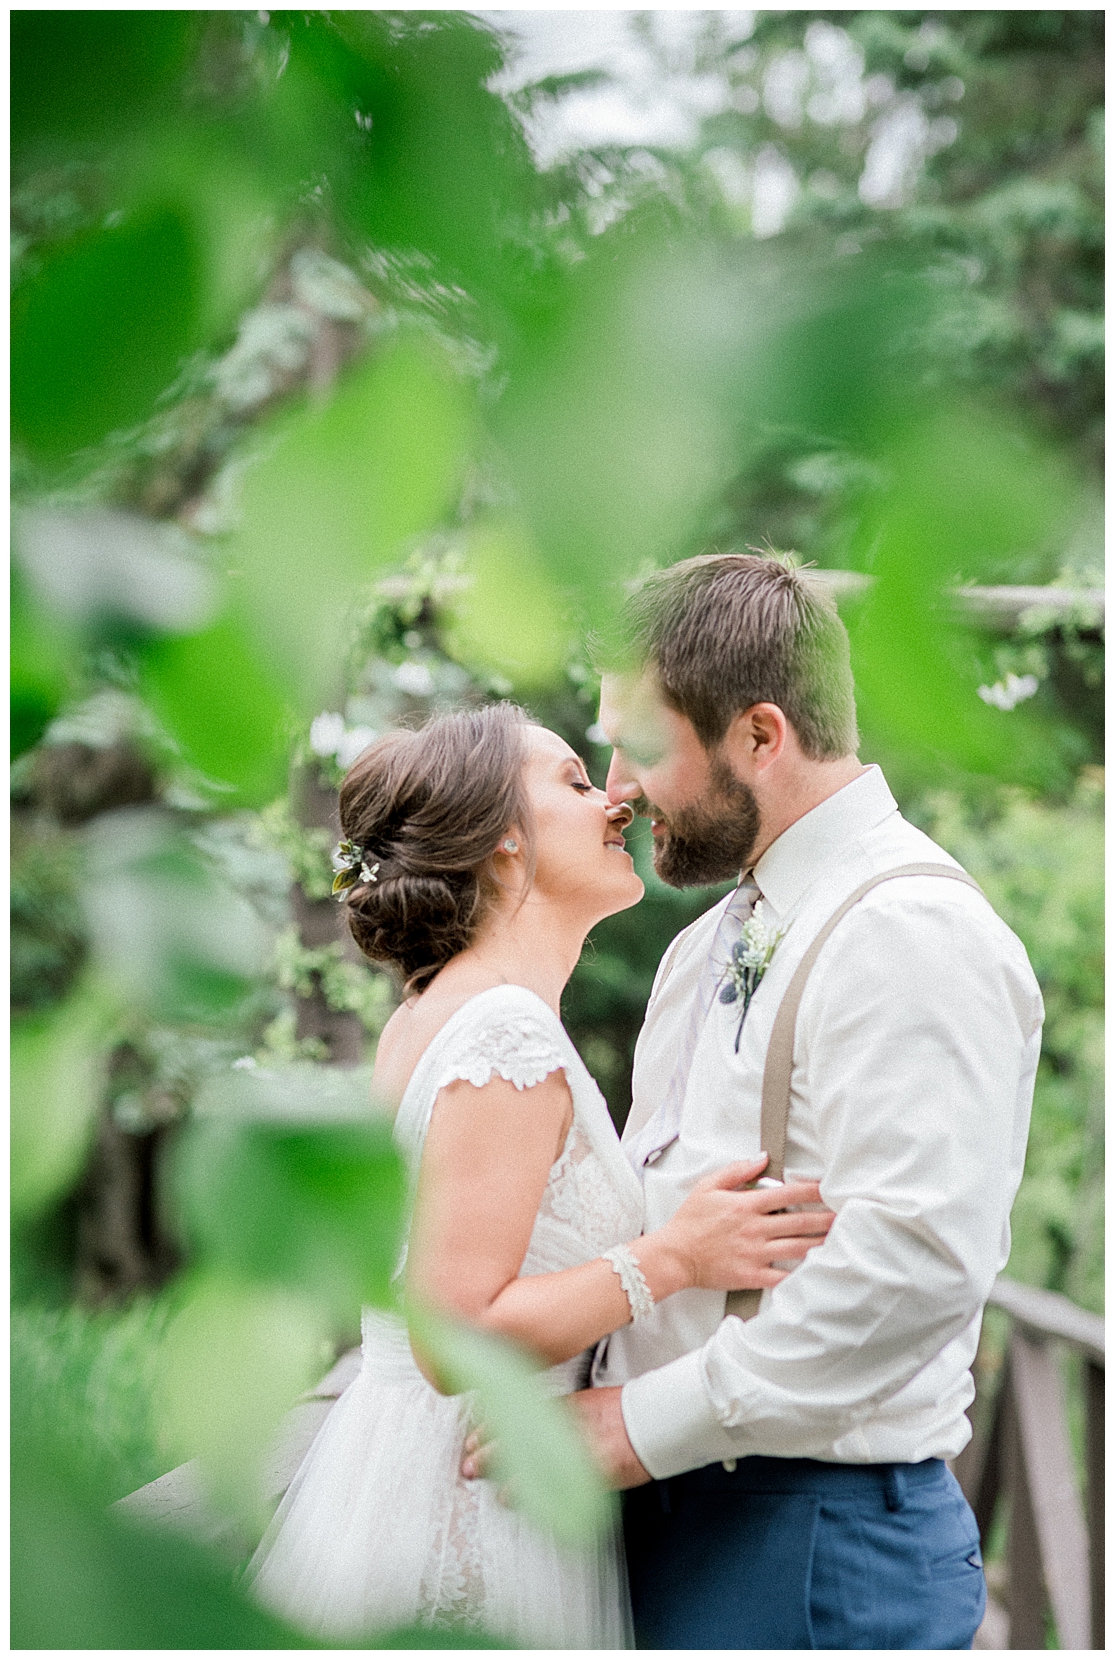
[622,553,859,759]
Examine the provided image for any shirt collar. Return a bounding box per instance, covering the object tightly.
[752,765,899,919]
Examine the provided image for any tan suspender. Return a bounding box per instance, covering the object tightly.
[724,862,983,1322]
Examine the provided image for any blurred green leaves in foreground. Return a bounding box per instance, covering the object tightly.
[412,1310,614,1548]
[11,975,118,1226]
[11,8,1102,1649]
[224,336,475,716]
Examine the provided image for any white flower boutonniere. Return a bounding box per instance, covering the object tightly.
[719,903,784,1052]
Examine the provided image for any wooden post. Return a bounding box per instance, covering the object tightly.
[966,1362,1007,1543]
[1008,1330,1091,1649]
[960,1363,1010,1651]
[1085,1359,1105,1648]
[1004,1387,1048,1649]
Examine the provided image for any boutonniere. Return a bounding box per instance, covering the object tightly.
[719,904,784,1052]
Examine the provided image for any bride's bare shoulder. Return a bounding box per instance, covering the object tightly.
[371,999,425,1113]
[371,981,492,1113]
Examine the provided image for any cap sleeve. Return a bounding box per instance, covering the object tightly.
[430,989,571,1096]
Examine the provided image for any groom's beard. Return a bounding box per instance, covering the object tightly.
[642,758,762,888]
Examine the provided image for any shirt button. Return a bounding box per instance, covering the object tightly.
[722,1458,737,1473]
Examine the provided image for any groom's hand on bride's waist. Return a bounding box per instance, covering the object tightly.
[569,1387,651,1489]
[460,1389,651,1491]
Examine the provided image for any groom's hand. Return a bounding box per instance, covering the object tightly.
[461,1390,651,1490]
[569,1387,652,1490]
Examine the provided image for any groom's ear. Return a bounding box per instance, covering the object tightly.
[721,703,788,777]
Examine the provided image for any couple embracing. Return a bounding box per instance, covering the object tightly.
[250,554,1042,1650]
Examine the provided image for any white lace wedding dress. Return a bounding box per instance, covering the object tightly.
[248,985,643,1648]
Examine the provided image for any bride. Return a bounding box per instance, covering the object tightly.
[248,702,833,1647]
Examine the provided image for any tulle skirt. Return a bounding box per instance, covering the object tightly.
[248,1311,632,1649]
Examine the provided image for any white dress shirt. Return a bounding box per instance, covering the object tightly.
[595,766,1043,1479]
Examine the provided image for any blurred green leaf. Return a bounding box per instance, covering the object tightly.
[11,568,75,758]
[152,1270,328,1528]
[140,609,292,805]
[269,13,538,317]
[12,205,205,459]
[171,1110,406,1321]
[11,11,201,152]
[413,1310,613,1548]
[444,519,570,689]
[81,809,272,1024]
[226,338,474,711]
[121,132,279,346]
[11,975,116,1224]
[497,229,747,620]
[12,1421,311,1649]
[849,399,1078,786]
[761,246,932,445]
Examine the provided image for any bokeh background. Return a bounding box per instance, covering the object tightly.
[11,10,1103,1646]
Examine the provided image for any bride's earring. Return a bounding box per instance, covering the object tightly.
[502,838,519,853]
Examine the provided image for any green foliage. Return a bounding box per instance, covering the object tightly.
[151,1270,331,1530]
[10,814,87,1011]
[139,612,293,808]
[224,338,475,715]
[11,12,202,151]
[11,976,118,1225]
[12,1427,312,1649]
[920,771,1104,1313]
[11,1299,170,1503]
[446,519,571,691]
[10,569,77,758]
[13,207,207,459]
[272,924,394,1036]
[845,399,1082,792]
[171,1114,406,1324]
[9,1289,511,1647]
[80,809,273,1027]
[251,798,335,901]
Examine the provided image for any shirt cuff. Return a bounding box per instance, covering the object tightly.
[620,1346,744,1481]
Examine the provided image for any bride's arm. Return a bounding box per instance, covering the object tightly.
[406,1072,832,1376]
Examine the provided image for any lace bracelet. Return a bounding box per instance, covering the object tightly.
[602,1244,655,1323]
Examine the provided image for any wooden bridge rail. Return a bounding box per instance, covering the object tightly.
[955,1275,1105,1650]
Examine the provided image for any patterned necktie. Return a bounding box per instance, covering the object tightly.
[625,873,761,1170]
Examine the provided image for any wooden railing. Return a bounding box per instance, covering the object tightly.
[955,1275,1105,1650]
[812,571,1106,633]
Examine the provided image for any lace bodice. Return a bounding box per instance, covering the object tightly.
[391,985,645,1382]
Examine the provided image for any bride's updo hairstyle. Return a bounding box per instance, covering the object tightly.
[337,702,535,994]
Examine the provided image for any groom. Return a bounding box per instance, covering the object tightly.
[577,554,1042,1649]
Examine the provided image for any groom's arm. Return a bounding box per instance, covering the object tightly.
[570,1388,652,1488]
[605,895,1043,1482]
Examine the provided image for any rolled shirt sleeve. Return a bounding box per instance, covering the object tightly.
[621,885,1043,1480]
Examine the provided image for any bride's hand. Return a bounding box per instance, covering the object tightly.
[653,1156,835,1292]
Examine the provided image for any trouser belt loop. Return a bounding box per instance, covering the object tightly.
[659,1478,672,1516]
[884,1466,905,1512]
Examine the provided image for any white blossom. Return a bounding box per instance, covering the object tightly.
[335,725,377,769]
[393,660,436,697]
[309,711,346,757]
[977,673,1040,711]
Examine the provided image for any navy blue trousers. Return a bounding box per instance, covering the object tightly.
[623,1455,985,1650]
